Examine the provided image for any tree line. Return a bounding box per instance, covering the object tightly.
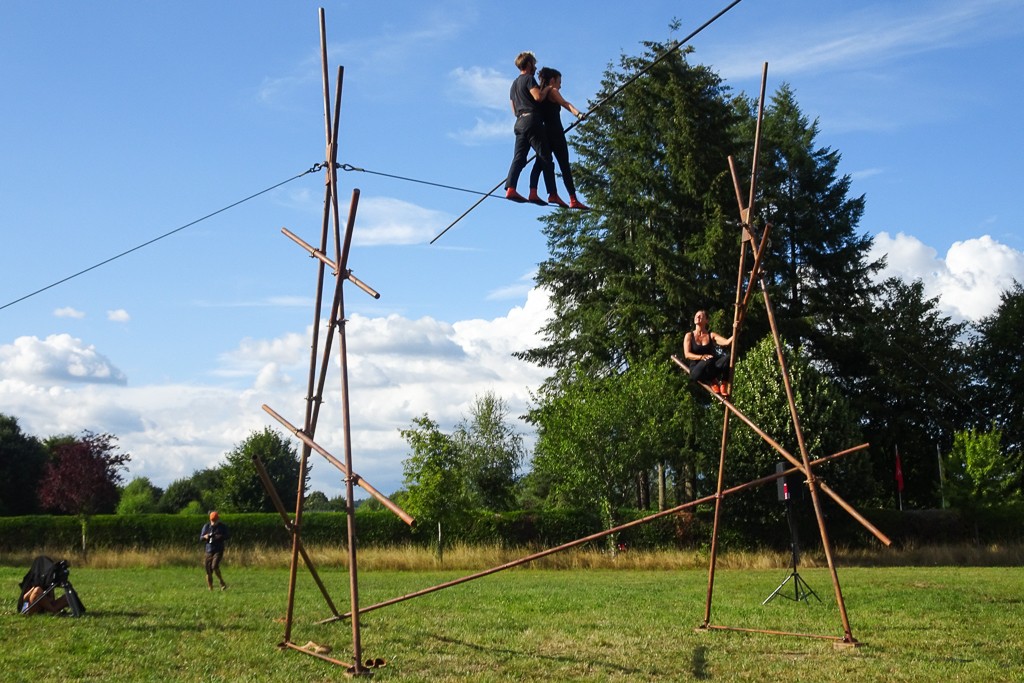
[0,420,315,517]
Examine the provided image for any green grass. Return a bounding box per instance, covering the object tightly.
[4,561,1023,681]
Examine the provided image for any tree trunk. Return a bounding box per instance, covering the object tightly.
[657,462,666,511]
[637,470,650,509]
[79,514,89,560]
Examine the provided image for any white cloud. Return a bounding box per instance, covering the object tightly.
[444,64,515,145]
[870,232,1024,321]
[107,309,131,322]
[486,270,537,301]
[451,117,510,145]
[352,196,451,245]
[0,289,553,498]
[711,1,1024,81]
[0,334,127,385]
[54,307,85,319]
[447,66,509,110]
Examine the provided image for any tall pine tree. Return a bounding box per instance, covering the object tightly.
[519,42,739,378]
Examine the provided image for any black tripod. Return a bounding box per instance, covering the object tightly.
[21,558,86,617]
[763,486,820,605]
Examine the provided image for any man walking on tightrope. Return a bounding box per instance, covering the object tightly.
[200,510,229,591]
[504,51,555,206]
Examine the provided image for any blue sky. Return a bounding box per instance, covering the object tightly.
[2,1,1022,498]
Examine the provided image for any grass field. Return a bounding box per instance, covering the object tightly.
[3,551,1023,682]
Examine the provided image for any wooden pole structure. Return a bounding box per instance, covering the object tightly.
[702,62,770,629]
[251,453,342,618]
[693,62,878,645]
[758,277,857,642]
[265,9,393,675]
[263,404,414,526]
[333,448,861,627]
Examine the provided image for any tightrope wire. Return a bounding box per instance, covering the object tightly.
[0,166,323,313]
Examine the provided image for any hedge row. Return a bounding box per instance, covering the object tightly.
[1,505,1020,553]
[0,509,701,553]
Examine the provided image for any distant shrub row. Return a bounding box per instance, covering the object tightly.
[1,505,1020,553]
[0,508,699,553]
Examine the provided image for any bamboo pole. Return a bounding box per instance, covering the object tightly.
[671,356,890,546]
[263,403,414,527]
[331,452,854,622]
[759,279,856,642]
[251,453,341,618]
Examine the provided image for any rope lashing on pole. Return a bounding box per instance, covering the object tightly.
[429,0,746,244]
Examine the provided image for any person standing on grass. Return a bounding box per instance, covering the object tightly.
[200,510,229,591]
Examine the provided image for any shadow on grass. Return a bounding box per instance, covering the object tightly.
[430,634,651,677]
[691,645,710,680]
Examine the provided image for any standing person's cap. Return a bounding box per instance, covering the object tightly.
[209,511,219,521]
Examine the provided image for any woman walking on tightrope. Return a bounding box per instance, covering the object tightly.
[537,66,589,210]
[683,310,734,396]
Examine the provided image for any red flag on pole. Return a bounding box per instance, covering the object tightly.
[894,447,905,493]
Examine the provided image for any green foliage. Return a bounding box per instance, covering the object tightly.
[726,334,871,537]
[159,476,208,514]
[218,427,305,513]
[746,84,879,350]
[453,392,525,511]
[3,504,1024,552]
[304,490,332,511]
[180,500,205,515]
[973,281,1024,481]
[851,278,973,508]
[116,477,163,514]
[399,415,473,539]
[529,358,689,543]
[0,413,47,515]
[943,425,1019,512]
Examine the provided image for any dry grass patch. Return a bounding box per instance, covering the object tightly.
[5,541,1023,572]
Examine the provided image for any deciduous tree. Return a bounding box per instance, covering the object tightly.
[39,432,130,516]
[38,431,130,551]
[854,278,974,508]
[0,413,47,515]
[218,428,304,513]
[453,392,525,511]
[399,415,472,543]
[529,358,689,545]
[726,335,871,539]
[116,477,163,514]
[943,424,1017,513]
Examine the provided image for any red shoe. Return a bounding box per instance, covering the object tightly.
[527,189,548,206]
[547,193,570,208]
[569,196,590,210]
[505,188,528,203]
[709,382,721,395]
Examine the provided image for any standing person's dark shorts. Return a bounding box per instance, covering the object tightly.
[200,510,229,590]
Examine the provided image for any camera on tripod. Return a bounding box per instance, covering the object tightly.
[18,555,86,617]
